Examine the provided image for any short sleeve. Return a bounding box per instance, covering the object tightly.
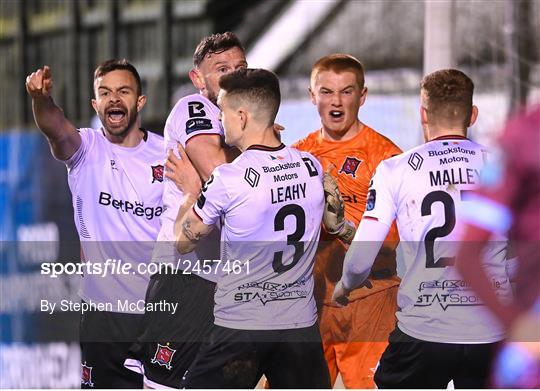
[165,96,222,149]
[362,160,397,227]
[301,151,323,181]
[65,127,94,173]
[193,168,230,226]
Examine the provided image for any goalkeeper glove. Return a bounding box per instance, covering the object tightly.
[322,172,356,244]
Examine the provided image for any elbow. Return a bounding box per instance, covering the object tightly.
[175,238,194,254]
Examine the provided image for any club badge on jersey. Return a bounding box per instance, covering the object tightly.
[151,164,164,183]
[151,343,176,370]
[339,156,362,177]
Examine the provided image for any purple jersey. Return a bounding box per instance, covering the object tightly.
[462,106,540,313]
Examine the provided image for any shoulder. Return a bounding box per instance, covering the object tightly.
[173,93,217,114]
[167,94,218,123]
[78,127,99,137]
[213,160,243,180]
[296,149,319,165]
[164,94,221,147]
[292,129,320,150]
[363,126,402,156]
[205,162,241,196]
[144,130,165,149]
[77,127,102,145]
[380,143,424,172]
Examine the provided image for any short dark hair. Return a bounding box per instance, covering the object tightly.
[311,53,365,88]
[193,32,245,67]
[94,59,142,96]
[421,69,474,128]
[219,68,281,126]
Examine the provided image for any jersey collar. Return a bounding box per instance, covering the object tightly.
[100,127,148,142]
[430,135,469,142]
[246,143,286,152]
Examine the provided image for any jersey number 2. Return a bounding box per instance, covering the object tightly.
[421,190,456,268]
[273,204,306,274]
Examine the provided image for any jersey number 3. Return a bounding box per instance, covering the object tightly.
[273,204,306,274]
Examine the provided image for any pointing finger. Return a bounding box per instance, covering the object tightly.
[42,65,51,79]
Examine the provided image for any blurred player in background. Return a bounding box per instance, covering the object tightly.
[456,105,540,389]
[26,59,164,388]
[170,68,338,388]
[125,32,247,388]
[293,54,402,388]
[333,69,513,388]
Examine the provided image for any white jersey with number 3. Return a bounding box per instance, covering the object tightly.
[194,144,324,330]
[363,136,512,343]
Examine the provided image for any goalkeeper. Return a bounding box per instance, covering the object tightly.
[293,53,402,389]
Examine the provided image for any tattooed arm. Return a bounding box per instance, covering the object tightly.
[174,193,214,254]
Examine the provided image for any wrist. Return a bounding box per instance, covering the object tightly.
[340,278,353,292]
[183,192,199,205]
[326,220,345,235]
[331,220,356,244]
[32,95,53,105]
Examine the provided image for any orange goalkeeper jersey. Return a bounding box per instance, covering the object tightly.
[294,124,402,305]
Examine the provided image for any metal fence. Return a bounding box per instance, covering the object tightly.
[0,0,213,132]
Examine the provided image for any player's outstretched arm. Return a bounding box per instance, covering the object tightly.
[455,223,518,329]
[322,172,356,244]
[331,217,389,306]
[25,66,81,161]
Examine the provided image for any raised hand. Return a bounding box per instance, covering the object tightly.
[26,66,53,99]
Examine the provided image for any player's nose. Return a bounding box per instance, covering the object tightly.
[331,94,342,107]
[108,92,121,103]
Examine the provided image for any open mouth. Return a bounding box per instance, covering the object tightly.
[106,108,126,124]
[329,110,344,120]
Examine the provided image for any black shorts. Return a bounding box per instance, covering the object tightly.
[125,269,215,388]
[80,308,144,389]
[374,326,498,389]
[182,323,331,389]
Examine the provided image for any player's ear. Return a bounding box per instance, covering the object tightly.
[238,108,247,131]
[189,68,204,91]
[468,105,479,127]
[420,106,428,126]
[91,98,98,114]
[136,94,147,112]
[308,87,316,105]
[359,86,368,107]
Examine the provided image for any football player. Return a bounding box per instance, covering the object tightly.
[333,69,513,388]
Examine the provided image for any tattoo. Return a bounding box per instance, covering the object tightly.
[182,216,201,244]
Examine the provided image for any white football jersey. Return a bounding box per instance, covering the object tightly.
[153,94,222,282]
[66,128,164,313]
[194,144,324,330]
[364,136,512,343]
